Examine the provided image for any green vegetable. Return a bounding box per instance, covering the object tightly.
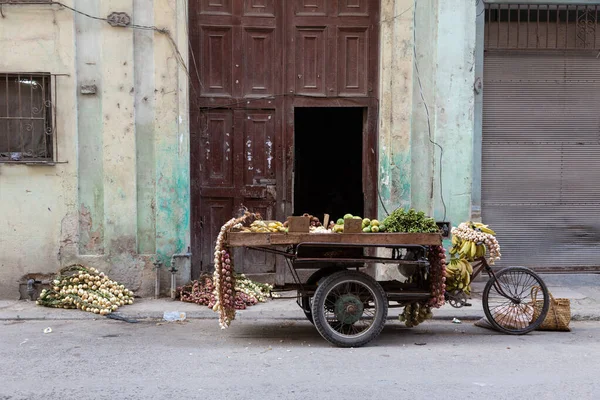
[362,226,371,233]
[362,218,371,228]
[382,208,439,233]
[343,214,353,219]
[336,218,345,225]
[371,226,380,233]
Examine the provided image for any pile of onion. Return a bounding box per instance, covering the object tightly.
[36,264,134,315]
[212,212,260,328]
[428,245,447,308]
[399,302,433,327]
[178,273,273,310]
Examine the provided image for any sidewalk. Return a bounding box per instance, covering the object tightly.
[1,274,598,322]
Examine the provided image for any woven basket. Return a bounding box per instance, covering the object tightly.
[531,287,571,332]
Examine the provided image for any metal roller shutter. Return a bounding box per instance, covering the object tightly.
[482,50,600,271]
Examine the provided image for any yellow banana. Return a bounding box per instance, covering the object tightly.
[452,235,459,245]
[465,260,473,275]
[459,240,471,256]
[469,241,477,259]
[474,222,496,235]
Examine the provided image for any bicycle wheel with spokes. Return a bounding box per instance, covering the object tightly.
[483,266,550,335]
[311,270,387,347]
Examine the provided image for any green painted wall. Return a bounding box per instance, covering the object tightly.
[380,0,477,239]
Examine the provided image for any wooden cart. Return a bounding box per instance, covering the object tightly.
[225,230,551,347]
[226,232,444,347]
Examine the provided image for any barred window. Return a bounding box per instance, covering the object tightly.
[0,73,54,162]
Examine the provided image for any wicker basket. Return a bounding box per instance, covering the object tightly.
[531,287,571,332]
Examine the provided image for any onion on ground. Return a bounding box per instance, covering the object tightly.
[36,264,134,315]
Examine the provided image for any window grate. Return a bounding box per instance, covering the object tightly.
[485,3,600,50]
[0,73,56,162]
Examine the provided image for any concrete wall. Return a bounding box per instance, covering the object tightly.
[379,0,477,236]
[0,0,189,299]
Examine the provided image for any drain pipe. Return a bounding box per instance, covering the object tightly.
[153,260,163,299]
[169,249,192,300]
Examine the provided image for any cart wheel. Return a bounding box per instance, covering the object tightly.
[311,270,388,347]
[301,267,345,324]
[482,266,550,335]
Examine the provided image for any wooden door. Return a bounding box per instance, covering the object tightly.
[190,0,380,281]
[190,1,284,279]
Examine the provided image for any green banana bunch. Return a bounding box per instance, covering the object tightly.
[445,257,472,295]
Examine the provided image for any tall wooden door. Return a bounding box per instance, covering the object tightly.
[190,1,285,280]
[190,0,380,281]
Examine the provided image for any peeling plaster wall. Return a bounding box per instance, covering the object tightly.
[0,0,190,299]
[379,0,476,228]
[378,0,415,221]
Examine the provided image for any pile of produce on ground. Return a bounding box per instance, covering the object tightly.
[446,221,501,295]
[36,264,134,316]
[178,273,274,310]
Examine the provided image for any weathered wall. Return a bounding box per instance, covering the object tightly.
[378,0,415,220]
[379,0,477,231]
[0,0,190,299]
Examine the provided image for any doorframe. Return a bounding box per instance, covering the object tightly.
[283,98,378,221]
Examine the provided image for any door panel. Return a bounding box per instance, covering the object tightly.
[337,27,368,96]
[295,0,328,16]
[200,27,234,96]
[200,111,234,187]
[243,28,276,96]
[199,198,233,269]
[243,0,275,17]
[295,27,328,95]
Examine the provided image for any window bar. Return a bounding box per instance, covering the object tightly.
[556,5,559,49]
[527,4,530,49]
[52,74,57,161]
[5,75,9,156]
[566,4,569,49]
[594,6,598,49]
[576,5,579,48]
[18,73,23,156]
[42,75,48,160]
[30,74,34,158]
[516,4,520,48]
[507,4,511,48]
[584,6,589,49]
[538,5,550,49]
[497,3,500,49]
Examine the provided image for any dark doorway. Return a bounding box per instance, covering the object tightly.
[294,107,364,220]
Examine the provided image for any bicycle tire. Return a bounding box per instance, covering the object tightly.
[482,266,550,335]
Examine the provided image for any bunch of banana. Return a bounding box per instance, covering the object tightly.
[248,220,286,233]
[451,221,502,264]
[445,257,472,295]
[449,235,487,261]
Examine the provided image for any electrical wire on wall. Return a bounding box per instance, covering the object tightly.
[412,0,448,223]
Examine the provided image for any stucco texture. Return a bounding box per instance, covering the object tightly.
[0,0,190,299]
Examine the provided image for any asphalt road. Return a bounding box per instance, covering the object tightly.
[1,319,598,400]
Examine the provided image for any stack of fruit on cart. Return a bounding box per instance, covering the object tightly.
[446,221,501,295]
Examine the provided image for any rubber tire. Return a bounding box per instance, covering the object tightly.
[301,267,346,324]
[482,266,550,335]
[311,270,388,347]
